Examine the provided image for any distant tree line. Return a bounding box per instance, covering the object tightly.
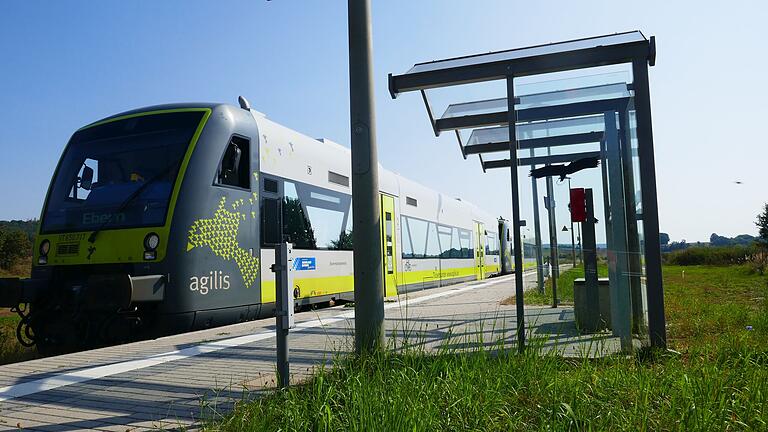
[660,204,768,273]
[659,231,757,253]
[0,219,38,270]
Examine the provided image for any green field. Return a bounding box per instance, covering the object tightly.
[206,265,768,431]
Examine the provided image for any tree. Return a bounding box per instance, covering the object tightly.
[756,203,768,245]
[330,230,353,250]
[751,204,768,275]
[710,233,730,247]
[282,197,316,249]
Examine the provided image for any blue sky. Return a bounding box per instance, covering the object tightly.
[0,1,766,243]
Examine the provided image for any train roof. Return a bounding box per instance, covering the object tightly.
[83,103,228,128]
[86,101,501,226]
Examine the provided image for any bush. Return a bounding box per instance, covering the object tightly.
[0,227,31,270]
[664,245,754,266]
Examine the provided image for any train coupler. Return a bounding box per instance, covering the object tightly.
[0,278,47,307]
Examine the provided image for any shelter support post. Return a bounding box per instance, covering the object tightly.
[632,60,667,349]
[530,149,545,293]
[546,174,559,307]
[348,0,384,353]
[506,75,526,353]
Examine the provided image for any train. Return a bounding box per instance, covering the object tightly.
[0,99,513,353]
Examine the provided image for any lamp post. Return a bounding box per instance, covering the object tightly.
[562,225,576,267]
[348,0,384,353]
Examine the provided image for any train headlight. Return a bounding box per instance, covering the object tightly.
[144,233,160,251]
[39,239,50,256]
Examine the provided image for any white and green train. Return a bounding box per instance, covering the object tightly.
[0,100,513,353]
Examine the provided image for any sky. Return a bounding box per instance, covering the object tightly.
[0,0,766,244]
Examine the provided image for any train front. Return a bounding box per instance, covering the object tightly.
[0,107,213,353]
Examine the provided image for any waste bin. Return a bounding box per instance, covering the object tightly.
[573,277,611,332]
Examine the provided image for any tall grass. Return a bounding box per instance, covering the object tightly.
[206,264,768,431]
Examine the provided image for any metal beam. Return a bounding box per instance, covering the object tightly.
[482,151,601,170]
[632,59,666,349]
[389,39,651,96]
[530,148,545,293]
[506,76,526,353]
[464,131,603,155]
[436,98,630,133]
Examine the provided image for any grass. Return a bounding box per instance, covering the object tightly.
[501,263,609,306]
[0,257,37,365]
[205,264,768,431]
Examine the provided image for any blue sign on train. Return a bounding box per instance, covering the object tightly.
[293,257,316,271]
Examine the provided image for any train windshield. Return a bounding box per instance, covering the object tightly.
[40,111,205,234]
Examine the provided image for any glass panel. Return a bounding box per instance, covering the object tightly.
[282,181,316,249]
[441,83,630,120]
[408,217,428,258]
[466,116,605,158]
[41,111,204,233]
[459,229,473,259]
[306,206,345,249]
[401,216,414,258]
[438,225,453,258]
[450,227,461,258]
[442,98,507,119]
[310,191,341,204]
[385,212,394,273]
[406,31,645,74]
[425,222,441,258]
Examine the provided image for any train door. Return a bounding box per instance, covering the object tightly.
[474,221,485,280]
[380,194,398,297]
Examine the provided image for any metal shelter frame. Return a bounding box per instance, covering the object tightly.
[388,31,666,351]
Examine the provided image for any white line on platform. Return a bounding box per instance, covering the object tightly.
[0,274,514,402]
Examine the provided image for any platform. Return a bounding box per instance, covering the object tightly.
[0,268,620,431]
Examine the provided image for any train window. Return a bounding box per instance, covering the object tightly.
[401,216,414,258]
[216,136,250,189]
[425,222,440,258]
[486,232,499,255]
[68,158,99,201]
[449,228,461,258]
[306,205,346,249]
[459,229,473,259]
[437,225,453,259]
[263,178,278,194]
[261,198,281,245]
[328,171,349,187]
[282,181,316,249]
[384,212,394,274]
[407,218,428,258]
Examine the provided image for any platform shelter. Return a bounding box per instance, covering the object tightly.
[388,31,666,351]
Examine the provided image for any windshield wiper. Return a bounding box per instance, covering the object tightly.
[88,158,183,244]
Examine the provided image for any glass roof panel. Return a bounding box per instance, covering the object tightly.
[441,82,631,120]
[407,31,645,74]
[467,115,606,146]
